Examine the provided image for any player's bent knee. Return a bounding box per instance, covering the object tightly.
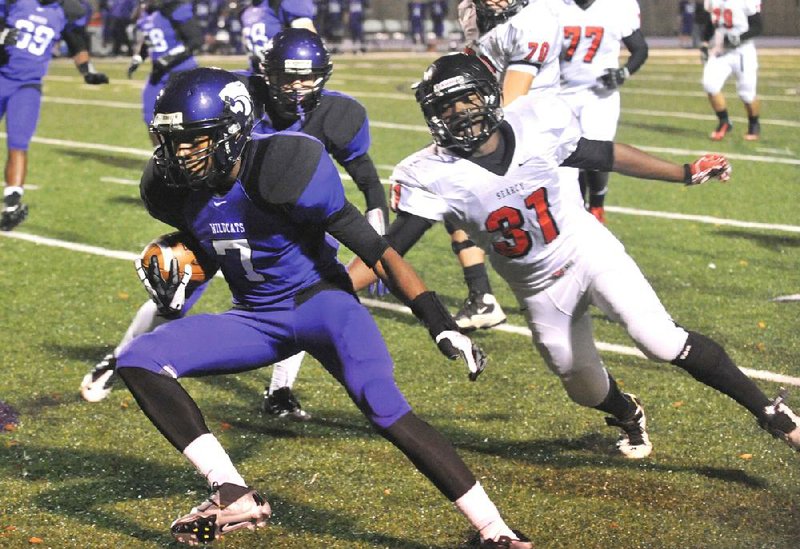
[359,377,412,429]
[116,333,179,377]
[561,366,610,407]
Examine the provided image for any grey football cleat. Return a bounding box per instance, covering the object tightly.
[605,394,653,459]
[171,483,271,545]
[759,389,800,452]
[80,353,117,402]
[454,292,507,332]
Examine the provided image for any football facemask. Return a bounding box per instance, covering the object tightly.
[474,0,529,33]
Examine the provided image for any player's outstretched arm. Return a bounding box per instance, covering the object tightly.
[612,143,731,186]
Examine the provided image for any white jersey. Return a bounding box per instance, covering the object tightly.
[391,94,597,293]
[473,0,563,94]
[559,0,641,93]
[705,0,760,49]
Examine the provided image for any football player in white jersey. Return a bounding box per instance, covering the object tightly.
[444,0,563,333]
[349,53,800,460]
[700,0,762,141]
[558,0,649,224]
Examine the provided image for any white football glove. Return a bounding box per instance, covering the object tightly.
[435,330,488,381]
[366,208,391,297]
[135,256,192,317]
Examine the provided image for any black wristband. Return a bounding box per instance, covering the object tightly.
[410,291,458,337]
[683,164,693,184]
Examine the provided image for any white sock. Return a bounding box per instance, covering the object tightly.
[454,482,515,541]
[4,185,23,198]
[183,433,247,488]
[269,352,304,393]
[114,300,171,356]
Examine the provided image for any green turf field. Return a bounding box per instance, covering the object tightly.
[0,49,798,548]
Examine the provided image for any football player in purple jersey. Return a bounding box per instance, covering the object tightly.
[240,0,316,73]
[1,0,108,231]
[80,30,388,423]
[126,0,203,136]
[114,66,532,549]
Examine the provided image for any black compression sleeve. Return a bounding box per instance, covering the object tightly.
[342,153,388,213]
[117,367,211,452]
[326,201,389,267]
[622,30,648,75]
[739,13,763,41]
[561,138,615,172]
[384,211,435,256]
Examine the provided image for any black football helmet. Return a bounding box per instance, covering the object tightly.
[259,28,333,119]
[414,53,503,155]
[150,67,254,191]
[474,0,528,33]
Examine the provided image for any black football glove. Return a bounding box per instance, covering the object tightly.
[598,67,629,90]
[435,330,488,381]
[699,44,709,63]
[84,71,109,85]
[0,26,20,46]
[135,255,192,317]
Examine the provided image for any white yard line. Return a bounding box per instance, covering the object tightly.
[1,229,798,387]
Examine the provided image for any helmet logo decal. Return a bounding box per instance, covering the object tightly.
[284,59,313,72]
[219,81,253,118]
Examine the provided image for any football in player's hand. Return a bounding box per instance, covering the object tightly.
[140,232,209,284]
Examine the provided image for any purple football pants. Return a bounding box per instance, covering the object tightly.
[116,288,412,429]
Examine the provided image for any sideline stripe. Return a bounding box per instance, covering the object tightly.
[1,229,798,387]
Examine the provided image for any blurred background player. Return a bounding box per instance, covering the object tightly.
[700,0,762,141]
[678,0,694,48]
[240,0,316,73]
[558,0,648,224]
[427,0,447,52]
[321,0,343,52]
[408,0,424,49]
[1,0,108,232]
[345,0,366,53]
[107,0,137,56]
[126,0,203,141]
[81,29,389,423]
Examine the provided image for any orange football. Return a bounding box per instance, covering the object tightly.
[140,232,208,283]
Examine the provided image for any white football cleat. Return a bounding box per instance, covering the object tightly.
[605,394,653,459]
[80,353,117,402]
[171,483,271,545]
[454,292,507,332]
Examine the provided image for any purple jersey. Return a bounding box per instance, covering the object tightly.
[136,1,194,65]
[2,0,71,81]
[240,0,316,58]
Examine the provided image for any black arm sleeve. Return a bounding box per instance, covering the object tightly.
[342,153,388,214]
[739,13,763,41]
[561,138,615,172]
[384,211,435,256]
[700,9,714,41]
[326,201,390,268]
[621,29,648,75]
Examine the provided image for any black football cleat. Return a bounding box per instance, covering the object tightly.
[1,192,28,231]
[262,387,311,421]
[80,353,117,402]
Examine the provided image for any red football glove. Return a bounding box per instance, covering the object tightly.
[685,154,732,185]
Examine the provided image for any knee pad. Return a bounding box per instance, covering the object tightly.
[360,377,411,429]
[737,85,757,104]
